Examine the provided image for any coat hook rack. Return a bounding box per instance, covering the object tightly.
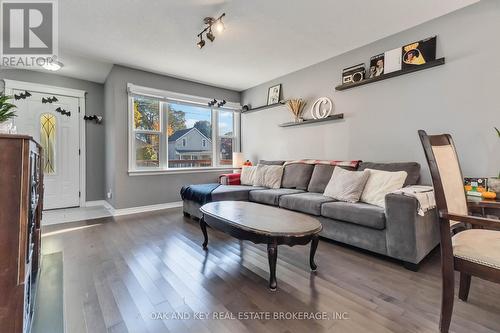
[83,115,103,124]
[14,90,31,100]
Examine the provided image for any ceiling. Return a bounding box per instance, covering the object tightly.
[51,0,478,90]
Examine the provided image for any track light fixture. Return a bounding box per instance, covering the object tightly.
[217,100,226,108]
[208,99,217,107]
[196,13,225,49]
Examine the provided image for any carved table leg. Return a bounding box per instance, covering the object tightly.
[200,217,208,250]
[267,242,278,291]
[310,235,319,271]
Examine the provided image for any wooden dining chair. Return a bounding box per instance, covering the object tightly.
[418,130,500,333]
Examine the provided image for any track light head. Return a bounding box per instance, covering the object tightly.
[206,29,215,42]
[197,35,205,49]
[214,18,225,33]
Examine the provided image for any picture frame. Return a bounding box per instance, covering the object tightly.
[369,53,384,78]
[402,36,437,70]
[267,84,281,105]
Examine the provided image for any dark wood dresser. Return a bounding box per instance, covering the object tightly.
[0,134,43,333]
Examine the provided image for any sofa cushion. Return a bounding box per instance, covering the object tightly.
[249,188,304,206]
[279,192,335,216]
[259,160,286,165]
[281,163,315,190]
[321,201,386,230]
[358,162,420,186]
[212,185,265,202]
[307,164,335,193]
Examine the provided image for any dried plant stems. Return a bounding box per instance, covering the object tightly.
[286,99,306,121]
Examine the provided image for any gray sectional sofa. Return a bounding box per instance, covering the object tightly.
[182,160,440,270]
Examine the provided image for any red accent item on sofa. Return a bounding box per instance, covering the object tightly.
[219,173,241,185]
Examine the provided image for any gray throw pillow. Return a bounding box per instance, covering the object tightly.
[258,160,286,166]
[307,164,335,193]
[323,167,370,203]
[281,163,315,190]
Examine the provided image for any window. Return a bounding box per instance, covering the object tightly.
[218,110,235,166]
[167,102,213,168]
[128,87,240,173]
[132,96,161,168]
[40,113,56,174]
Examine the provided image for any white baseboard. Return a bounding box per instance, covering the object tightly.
[108,201,183,217]
[85,200,112,209]
[43,200,183,225]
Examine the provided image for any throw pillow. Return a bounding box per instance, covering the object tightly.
[323,167,370,202]
[361,169,408,208]
[240,166,257,185]
[253,164,284,189]
[264,165,284,189]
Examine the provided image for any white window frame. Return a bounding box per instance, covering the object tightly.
[127,83,241,175]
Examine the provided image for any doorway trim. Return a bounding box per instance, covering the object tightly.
[3,79,87,207]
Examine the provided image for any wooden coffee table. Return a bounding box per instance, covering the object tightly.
[199,201,323,291]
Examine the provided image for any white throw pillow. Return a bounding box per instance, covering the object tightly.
[240,166,257,185]
[323,167,369,203]
[253,164,284,189]
[360,169,408,208]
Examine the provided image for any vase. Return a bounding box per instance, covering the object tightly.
[0,120,12,134]
[488,177,500,193]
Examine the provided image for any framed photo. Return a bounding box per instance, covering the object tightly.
[369,53,384,78]
[402,36,437,69]
[267,84,281,105]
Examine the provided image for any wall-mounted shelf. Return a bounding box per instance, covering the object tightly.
[241,101,285,114]
[335,58,445,91]
[279,113,344,127]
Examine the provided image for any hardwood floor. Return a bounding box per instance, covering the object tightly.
[41,208,500,333]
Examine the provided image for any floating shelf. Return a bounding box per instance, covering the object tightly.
[335,58,445,91]
[279,113,344,127]
[241,101,285,114]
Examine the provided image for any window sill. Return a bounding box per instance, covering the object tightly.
[128,167,237,176]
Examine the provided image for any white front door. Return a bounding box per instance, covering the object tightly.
[13,90,80,210]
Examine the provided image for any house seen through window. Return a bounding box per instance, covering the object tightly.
[131,95,238,170]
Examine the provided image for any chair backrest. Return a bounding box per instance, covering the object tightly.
[418,130,468,218]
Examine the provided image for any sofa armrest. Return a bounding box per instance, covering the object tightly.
[384,193,440,264]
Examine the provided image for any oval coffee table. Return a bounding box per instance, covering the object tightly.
[199,201,323,291]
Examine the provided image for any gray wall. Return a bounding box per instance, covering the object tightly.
[0,69,105,201]
[105,65,240,209]
[241,0,500,184]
